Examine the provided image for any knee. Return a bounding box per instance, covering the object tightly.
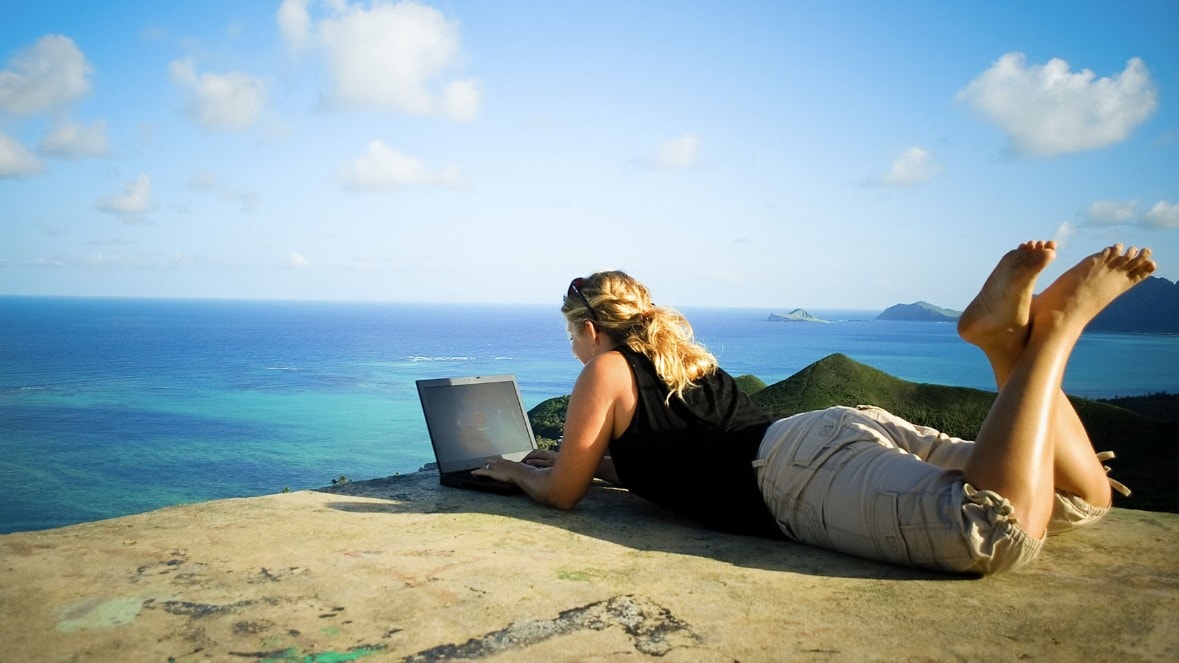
[1046,491,1110,535]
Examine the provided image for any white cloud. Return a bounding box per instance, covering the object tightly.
[441,79,480,121]
[281,251,389,271]
[30,251,209,270]
[636,134,699,171]
[39,118,109,157]
[0,132,42,176]
[289,0,480,119]
[277,0,312,53]
[1085,200,1137,225]
[0,34,92,115]
[957,52,1158,156]
[288,252,310,269]
[1078,199,1179,231]
[341,139,464,190]
[655,134,699,170]
[1144,201,1179,230]
[1052,221,1077,247]
[169,58,266,131]
[880,146,941,186]
[96,173,152,218]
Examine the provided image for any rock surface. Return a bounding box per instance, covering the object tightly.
[2,470,1177,661]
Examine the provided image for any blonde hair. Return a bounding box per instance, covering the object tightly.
[562,270,717,400]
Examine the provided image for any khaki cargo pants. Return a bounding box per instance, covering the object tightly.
[754,406,1113,575]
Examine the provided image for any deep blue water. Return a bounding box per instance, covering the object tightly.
[2,296,1177,534]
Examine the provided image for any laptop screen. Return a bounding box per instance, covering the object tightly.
[416,375,538,473]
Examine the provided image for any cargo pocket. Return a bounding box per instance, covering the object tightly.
[787,406,860,468]
[758,408,860,544]
[868,490,909,567]
[783,407,875,550]
[874,488,977,573]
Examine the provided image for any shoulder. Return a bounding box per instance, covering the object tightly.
[572,349,639,438]
[579,349,634,387]
[574,350,638,412]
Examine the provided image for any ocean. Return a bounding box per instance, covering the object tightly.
[2,296,1177,534]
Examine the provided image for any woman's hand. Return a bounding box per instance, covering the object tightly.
[517,449,619,485]
[522,449,559,468]
[471,457,526,484]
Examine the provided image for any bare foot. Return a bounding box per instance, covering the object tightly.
[958,240,1057,354]
[1032,244,1157,336]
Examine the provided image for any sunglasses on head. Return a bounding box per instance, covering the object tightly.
[567,277,600,321]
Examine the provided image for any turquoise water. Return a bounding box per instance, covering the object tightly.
[2,297,1176,534]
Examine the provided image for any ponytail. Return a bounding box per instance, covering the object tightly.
[562,271,717,401]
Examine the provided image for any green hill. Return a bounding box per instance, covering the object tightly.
[528,394,569,449]
[749,353,993,434]
[734,374,767,395]
[529,353,1178,514]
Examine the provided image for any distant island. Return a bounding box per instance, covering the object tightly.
[767,309,828,323]
[872,275,1179,332]
[1088,275,1179,333]
[877,301,961,322]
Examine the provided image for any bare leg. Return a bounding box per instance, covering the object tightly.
[961,244,1156,535]
[958,241,1112,506]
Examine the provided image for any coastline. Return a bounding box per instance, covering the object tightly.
[4,299,1177,535]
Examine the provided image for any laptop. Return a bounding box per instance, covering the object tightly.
[415,374,538,494]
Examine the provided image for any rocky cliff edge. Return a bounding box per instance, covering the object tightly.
[2,470,1177,661]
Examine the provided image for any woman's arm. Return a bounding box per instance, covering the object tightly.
[473,351,635,509]
[524,450,620,486]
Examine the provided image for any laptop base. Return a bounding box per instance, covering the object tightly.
[440,471,521,495]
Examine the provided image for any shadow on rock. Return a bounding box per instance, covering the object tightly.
[317,471,964,582]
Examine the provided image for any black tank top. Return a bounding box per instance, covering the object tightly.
[608,346,782,538]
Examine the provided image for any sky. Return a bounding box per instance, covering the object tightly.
[2,1,1177,310]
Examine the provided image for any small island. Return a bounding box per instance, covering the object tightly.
[874,276,1178,331]
[877,301,961,322]
[768,309,828,323]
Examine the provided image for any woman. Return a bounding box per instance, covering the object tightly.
[474,241,1157,574]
